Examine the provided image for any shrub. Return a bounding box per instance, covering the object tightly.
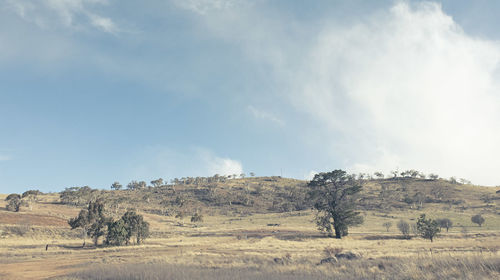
[436,218,453,232]
[397,220,410,239]
[471,214,485,227]
[191,212,203,223]
[6,197,21,212]
[382,222,392,232]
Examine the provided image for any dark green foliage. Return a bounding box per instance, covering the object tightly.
[127,181,147,190]
[5,193,21,201]
[106,220,128,246]
[416,214,440,242]
[307,170,363,239]
[121,210,149,245]
[60,186,99,206]
[151,178,164,188]
[111,182,122,190]
[21,190,41,198]
[68,200,109,246]
[6,196,21,212]
[471,214,485,227]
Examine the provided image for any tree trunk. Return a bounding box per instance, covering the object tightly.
[334,224,342,239]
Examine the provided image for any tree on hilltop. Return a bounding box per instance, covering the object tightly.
[111,182,122,190]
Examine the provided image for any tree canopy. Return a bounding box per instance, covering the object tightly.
[307,170,363,238]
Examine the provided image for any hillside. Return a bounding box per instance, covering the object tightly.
[1,176,500,279]
[2,176,500,234]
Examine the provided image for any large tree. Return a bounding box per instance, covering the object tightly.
[69,200,109,246]
[307,170,363,238]
[121,210,150,245]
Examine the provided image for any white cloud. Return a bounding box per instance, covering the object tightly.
[5,0,117,33]
[290,2,500,185]
[199,149,243,176]
[305,170,318,181]
[247,105,285,126]
[182,1,500,185]
[128,146,243,180]
[173,0,239,15]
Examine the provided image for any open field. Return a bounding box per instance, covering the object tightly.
[1,178,500,279]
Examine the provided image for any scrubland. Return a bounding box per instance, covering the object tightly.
[1,177,500,279]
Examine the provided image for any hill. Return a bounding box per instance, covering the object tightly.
[1,176,500,279]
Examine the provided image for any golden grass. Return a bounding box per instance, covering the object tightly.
[1,180,499,279]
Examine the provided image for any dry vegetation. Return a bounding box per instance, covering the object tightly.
[1,177,500,279]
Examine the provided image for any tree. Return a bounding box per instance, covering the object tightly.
[382,222,392,232]
[111,182,122,190]
[5,193,21,201]
[21,190,40,211]
[150,178,164,188]
[106,219,128,246]
[69,200,109,246]
[416,214,440,242]
[437,218,453,232]
[471,214,485,227]
[397,220,410,239]
[428,173,439,180]
[6,195,21,212]
[249,172,255,177]
[374,172,384,179]
[307,170,363,239]
[121,210,149,245]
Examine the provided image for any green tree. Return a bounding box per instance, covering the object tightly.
[150,178,164,188]
[121,210,149,245]
[416,214,440,242]
[6,194,21,212]
[6,193,22,212]
[307,170,363,239]
[69,200,109,246]
[471,214,485,227]
[106,219,128,246]
[111,182,122,190]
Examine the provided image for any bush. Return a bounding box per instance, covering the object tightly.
[382,222,392,232]
[6,197,21,212]
[471,214,485,227]
[397,220,410,239]
[191,213,203,223]
[436,218,453,232]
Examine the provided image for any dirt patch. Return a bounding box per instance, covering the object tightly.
[0,211,69,227]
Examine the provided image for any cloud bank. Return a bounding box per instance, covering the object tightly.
[290,2,500,185]
[185,1,500,185]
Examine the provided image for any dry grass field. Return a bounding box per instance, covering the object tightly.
[1,178,500,279]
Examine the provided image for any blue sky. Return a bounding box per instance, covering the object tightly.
[1,0,500,193]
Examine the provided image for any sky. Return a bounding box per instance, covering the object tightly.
[1,0,500,193]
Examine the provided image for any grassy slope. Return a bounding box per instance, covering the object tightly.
[1,177,500,279]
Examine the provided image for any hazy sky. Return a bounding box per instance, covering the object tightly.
[1,0,500,193]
